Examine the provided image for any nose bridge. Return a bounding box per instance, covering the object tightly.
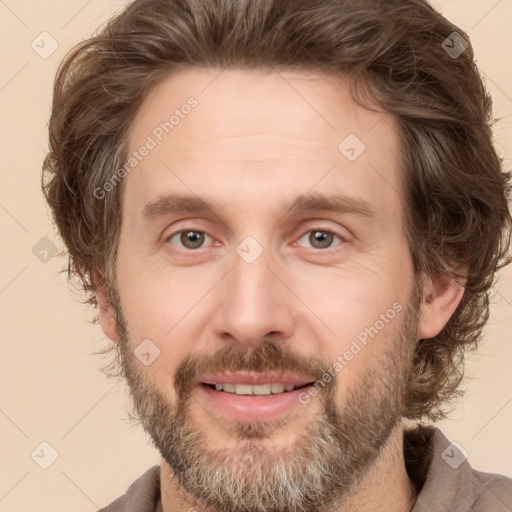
[231,245,273,305]
[212,239,295,344]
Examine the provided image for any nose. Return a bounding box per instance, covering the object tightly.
[211,245,296,347]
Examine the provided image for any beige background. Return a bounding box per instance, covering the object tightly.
[0,0,511,510]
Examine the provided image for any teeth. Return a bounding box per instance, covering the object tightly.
[211,383,299,395]
[271,383,285,393]
[253,384,272,395]
[235,384,252,395]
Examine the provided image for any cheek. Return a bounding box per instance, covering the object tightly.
[289,258,411,375]
[116,242,209,334]
[115,255,215,383]
[296,258,406,325]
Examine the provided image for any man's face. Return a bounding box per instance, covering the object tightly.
[106,68,423,511]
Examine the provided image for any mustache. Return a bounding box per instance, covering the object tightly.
[173,340,332,400]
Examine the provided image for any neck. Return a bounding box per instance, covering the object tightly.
[159,421,418,512]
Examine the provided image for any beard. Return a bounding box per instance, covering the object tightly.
[107,280,422,512]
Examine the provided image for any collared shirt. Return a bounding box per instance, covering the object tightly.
[98,426,512,512]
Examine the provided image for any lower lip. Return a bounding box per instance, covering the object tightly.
[196,384,313,422]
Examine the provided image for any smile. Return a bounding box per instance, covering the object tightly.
[196,372,317,422]
[206,382,308,395]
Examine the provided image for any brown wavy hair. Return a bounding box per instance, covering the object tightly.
[42,0,512,422]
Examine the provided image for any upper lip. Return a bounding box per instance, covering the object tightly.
[198,372,316,386]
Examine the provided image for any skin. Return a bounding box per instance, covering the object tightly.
[97,67,465,512]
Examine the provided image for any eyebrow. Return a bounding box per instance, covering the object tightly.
[141,192,376,223]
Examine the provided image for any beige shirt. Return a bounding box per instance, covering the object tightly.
[98,426,512,512]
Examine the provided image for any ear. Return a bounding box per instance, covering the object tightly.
[417,271,466,339]
[92,268,118,342]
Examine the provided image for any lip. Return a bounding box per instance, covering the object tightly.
[195,379,316,423]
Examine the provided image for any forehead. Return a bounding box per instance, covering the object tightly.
[123,67,403,223]
[128,67,397,157]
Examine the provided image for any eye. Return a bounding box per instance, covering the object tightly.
[167,229,213,250]
[297,229,344,250]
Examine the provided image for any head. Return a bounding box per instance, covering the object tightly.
[42,0,511,511]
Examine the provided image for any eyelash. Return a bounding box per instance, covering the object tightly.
[165,227,346,253]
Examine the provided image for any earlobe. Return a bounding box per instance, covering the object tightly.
[417,271,466,340]
[93,269,118,342]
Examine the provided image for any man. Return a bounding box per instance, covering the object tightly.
[42,0,512,511]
